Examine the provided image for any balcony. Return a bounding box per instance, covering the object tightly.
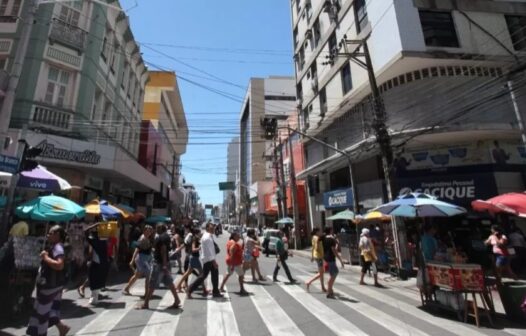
[49,19,86,53]
[31,104,73,131]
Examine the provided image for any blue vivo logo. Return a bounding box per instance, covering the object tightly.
[30,181,47,189]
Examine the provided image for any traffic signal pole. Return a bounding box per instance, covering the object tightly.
[287,126,301,249]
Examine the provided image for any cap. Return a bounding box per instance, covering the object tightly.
[361,228,370,236]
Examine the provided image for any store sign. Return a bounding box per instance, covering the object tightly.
[0,154,18,174]
[35,140,101,165]
[323,188,354,209]
[396,174,497,205]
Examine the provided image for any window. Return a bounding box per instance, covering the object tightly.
[296,82,303,101]
[506,15,526,51]
[0,0,21,23]
[101,29,112,61]
[328,32,337,55]
[44,66,71,107]
[121,62,128,90]
[313,19,321,48]
[0,57,7,70]
[354,0,368,33]
[298,47,305,71]
[110,42,119,74]
[341,62,352,94]
[319,88,327,117]
[295,0,300,14]
[302,106,310,131]
[293,27,298,48]
[58,2,81,27]
[419,11,459,47]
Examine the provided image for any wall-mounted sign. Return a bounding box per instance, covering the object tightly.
[35,140,101,165]
[0,154,18,174]
[323,188,354,209]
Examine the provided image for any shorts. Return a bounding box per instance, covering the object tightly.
[495,255,509,267]
[315,258,324,269]
[149,262,174,289]
[189,255,202,272]
[243,250,253,262]
[135,253,152,275]
[226,264,244,276]
[361,256,378,275]
[327,261,339,276]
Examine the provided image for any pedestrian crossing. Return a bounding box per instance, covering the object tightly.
[3,263,520,336]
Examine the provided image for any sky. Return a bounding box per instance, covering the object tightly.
[123,0,294,206]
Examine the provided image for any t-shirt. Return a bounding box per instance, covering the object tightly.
[488,234,509,256]
[312,236,324,259]
[275,238,285,255]
[154,232,171,264]
[137,234,152,254]
[226,240,243,266]
[52,243,65,259]
[421,233,438,262]
[323,236,336,262]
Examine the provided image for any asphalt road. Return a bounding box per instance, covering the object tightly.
[1,234,524,336]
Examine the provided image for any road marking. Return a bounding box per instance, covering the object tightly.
[290,267,485,336]
[207,277,241,336]
[295,274,431,336]
[139,289,185,336]
[244,282,305,336]
[271,275,369,336]
[75,294,138,336]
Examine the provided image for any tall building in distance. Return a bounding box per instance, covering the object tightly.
[224,136,239,223]
[291,0,526,263]
[239,76,296,227]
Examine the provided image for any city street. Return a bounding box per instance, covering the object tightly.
[1,234,524,336]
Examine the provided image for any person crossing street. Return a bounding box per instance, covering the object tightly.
[273,229,296,283]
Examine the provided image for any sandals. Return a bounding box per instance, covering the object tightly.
[77,287,85,298]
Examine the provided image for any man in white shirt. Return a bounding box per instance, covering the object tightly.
[187,222,223,298]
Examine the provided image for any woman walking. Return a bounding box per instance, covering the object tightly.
[27,225,70,336]
[244,228,265,282]
[123,225,154,295]
[305,228,326,292]
[359,228,380,287]
[485,225,518,283]
[85,226,109,305]
[219,232,247,295]
[175,229,207,294]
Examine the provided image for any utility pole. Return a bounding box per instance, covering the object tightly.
[273,140,283,218]
[287,126,301,249]
[0,0,36,153]
[278,138,288,217]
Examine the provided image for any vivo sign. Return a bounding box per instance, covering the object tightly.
[323,188,354,209]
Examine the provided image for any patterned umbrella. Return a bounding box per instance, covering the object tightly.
[15,195,85,222]
[373,192,466,218]
[18,165,71,191]
[85,199,128,219]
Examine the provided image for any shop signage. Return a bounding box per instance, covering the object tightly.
[0,154,18,174]
[323,188,354,209]
[35,140,101,165]
[396,173,497,206]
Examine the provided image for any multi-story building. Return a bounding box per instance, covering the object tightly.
[223,136,239,223]
[239,76,296,227]
[140,71,189,218]
[2,0,160,205]
[291,0,526,261]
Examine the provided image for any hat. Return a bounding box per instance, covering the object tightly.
[361,228,370,237]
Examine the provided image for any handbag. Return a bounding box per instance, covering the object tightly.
[214,241,221,254]
[252,248,260,258]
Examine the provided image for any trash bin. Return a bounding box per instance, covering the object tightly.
[499,281,526,322]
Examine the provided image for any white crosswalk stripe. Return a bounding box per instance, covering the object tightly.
[207,277,241,336]
[294,274,431,336]
[139,290,185,336]
[244,282,305,336]
[271,275,369,336]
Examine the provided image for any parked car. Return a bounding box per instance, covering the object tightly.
[228,225,241,233]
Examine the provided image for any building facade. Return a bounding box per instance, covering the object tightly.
[141,71,189,218]
[239,76,296,227]
[3,0,160,205]
[223,136,239,224]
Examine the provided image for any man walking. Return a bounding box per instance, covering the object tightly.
[187,223,223,298]
[273,229,297,283]
[263,229,271,257]
[323,227,344,298]
[140,223,181,309]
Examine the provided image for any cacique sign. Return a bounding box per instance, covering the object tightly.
[35,140,101,165]
[396,173,497,206]
[323,188,354,209]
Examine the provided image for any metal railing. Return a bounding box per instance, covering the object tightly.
[49,19,86,52]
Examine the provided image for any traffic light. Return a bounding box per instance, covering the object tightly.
[19,144,42,172]
[260,117,277,140]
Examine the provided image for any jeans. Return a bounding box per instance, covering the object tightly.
[273,257,293,282]
[188,260,219,294]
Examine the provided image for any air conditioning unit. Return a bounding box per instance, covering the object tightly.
[305,29,312,39]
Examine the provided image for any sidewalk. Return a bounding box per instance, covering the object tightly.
[291,248,507,315]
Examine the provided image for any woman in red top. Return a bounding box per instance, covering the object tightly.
[219,232,247,295]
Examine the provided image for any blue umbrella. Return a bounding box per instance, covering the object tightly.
[15,195,85,222]
[145,215,171,224]
[372,192,466,218]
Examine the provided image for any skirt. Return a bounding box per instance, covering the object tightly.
[26,286,63,336]
[89,262,109,291]
[189,255,202,273]
[136,253,152,275]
